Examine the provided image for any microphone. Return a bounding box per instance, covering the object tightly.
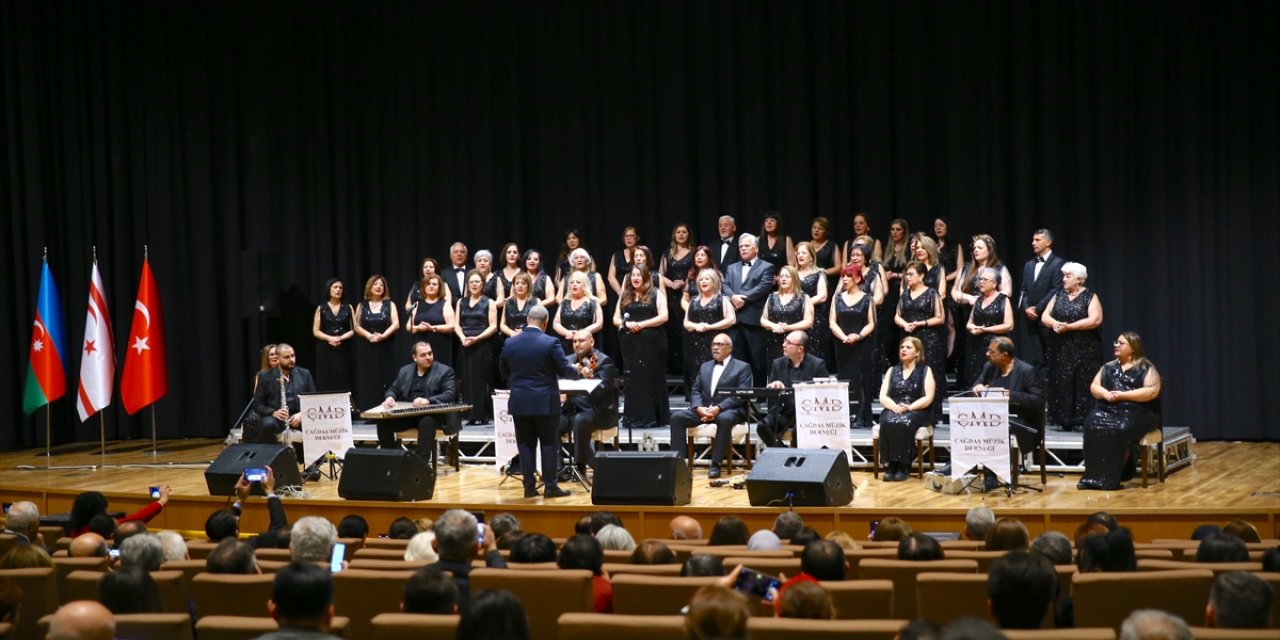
[620,312,631,334]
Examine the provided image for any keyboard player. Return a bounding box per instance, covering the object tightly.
[756,330,827,448]
[379,341,459,458]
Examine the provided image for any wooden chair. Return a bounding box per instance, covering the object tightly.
[821,579,894,620]
[1072,569,1213,629]
[62,570,104,605]
[601,562,682,576]
[871,423,935,479]
[1133,548,1174,560]
[941,550,1008,572]
[558,612,686,639]
[915,572,989,626]
[362,537,412,550]
[687,422,754,473]
[0,534,17,559]
[0,567,58,640]
[185,540,218,560]
[190,573,275,619]
[939,540,985,550]
[401,424,461,473]
[161,559,208,591]
[746,617,908,640]
[48,533,72,552]
[1186,628,1280,639]
[369,613,459,638]
[858,558,979,619]
[722,556,802,577]
[114,613,195,640]
[332,569,416,639]
[195,615,350,639]
[1003,629,1115,640]
[698,547,794,559]
[470,568,593,640]
[611,574,720,615]
[253,548,292,562]
[603,549,635,563]
[1137,559,1260,575]
[348,558,430,571]
[353,546,406,560]
[51,556,109,602]
[844,548,901,579]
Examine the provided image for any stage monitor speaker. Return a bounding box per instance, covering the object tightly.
[205,444,301,496]
[746,448,853,506]
[240,251,281,317]
[592,451,691,506]
[338,448,435,502]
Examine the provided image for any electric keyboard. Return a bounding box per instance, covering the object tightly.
[716,387,793,398]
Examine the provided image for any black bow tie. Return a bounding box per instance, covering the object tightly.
[742,261,752,268]
[455,267,466,272]
[1036,257,1045,263]
[722,238,732,244]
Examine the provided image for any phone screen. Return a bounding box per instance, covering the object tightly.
[329,542,346,573]
[476,523,486,546]
[245,468,267,483]
[734,568,781,602]
[870,519,879,537]
[149,487,161,499]
[108,548,121,559]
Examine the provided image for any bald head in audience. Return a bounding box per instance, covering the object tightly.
[670,515,703,540]
[46,600,115,640]
[69,533,109,559]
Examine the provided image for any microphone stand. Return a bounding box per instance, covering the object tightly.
[227,397,256,446]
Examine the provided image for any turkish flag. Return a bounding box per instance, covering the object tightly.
[122,256,168,414]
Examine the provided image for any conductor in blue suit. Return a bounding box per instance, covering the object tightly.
[500,305,580,498]
[669,333,754,479]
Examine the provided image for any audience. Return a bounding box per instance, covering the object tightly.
[510,532,557,563]
[98,566,162,615]
[456,588,531,640]
[414,516,434,533]
[68,532,109,559]
[204,509,240,542]
[1119,609,1192,640]
[69,488,168,538]
[404,531,439,563]
[984,517,1030,552]
[631,539,677,565]
[987,551,1057,629]
[590,511,624,535]
[87,514,117,541]
[206,538,258,574]
[1,541,54,569]
[1262,547,1280,572]
[1221,520,1262,543]
[872,517,912,542]
[336,514,369,539]
[825,530,860,552]
[489,513,521,540]
[708,516,750,545]
[558,533,613,613]
[682,554,727,577]
[46,600,116,640]
[156,530,188,562]
[1196,533,1250,563]
[1,501,42,547]
[685,585,750,640]
[772,511,804,540]
[1205,571,1273,629]
[114,521,148,548]
[1190,524,1223,541]
[941,616,1006,640]
[401,566,458,614]
[1074,521,1109,547]
[1078,527,1137,573]
[595,524,636,551]
[964,506,996,541]
[290,516,337,562]
[387,516,418,540]
[790,526,822,547]
[495,530,525,551]
[670,515,703,540]
[263,562,341,639]
[899,532,945,561]
[747,530,782,551]
[574,515,593,535]
[1029,531,1073,565]
[1087,511,1119,532]
[426,509,506,612]
[777,580,835,619]
[0,576,20,626]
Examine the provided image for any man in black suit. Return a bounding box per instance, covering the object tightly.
[722,233,776,384]
[756,331,829,448]
[712,214,741,270]
[558,330,620,472]
[444,241,470,301]
[973,336,1046,463]
[670,333,754,478]
[251,343,317,445]
[1018,229,1066,365]
[500,305,580,498]
[379,341,459,459]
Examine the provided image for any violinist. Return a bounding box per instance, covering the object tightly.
[558,330,621,473]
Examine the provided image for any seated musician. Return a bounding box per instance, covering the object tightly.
[756,331,828,448]
[969,336,1045,487]
[669,333,753,479]
[380,341,459,458]
[250,343,316,446]
[558,330,620,473]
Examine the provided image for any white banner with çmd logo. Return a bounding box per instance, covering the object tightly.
[492,391,540,473]
[949,396,1011,483]
[299,392,356,466]
[794,381,852,457]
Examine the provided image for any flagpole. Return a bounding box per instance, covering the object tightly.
[150,405,158,456]
[99,413,107,457]
[44,405,52,458]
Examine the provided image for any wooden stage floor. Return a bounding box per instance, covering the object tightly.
[2,438,1277,543]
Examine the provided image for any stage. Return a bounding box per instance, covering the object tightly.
[2,435,1277,544]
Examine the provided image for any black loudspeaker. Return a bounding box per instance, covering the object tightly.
[338,448,435,502]
[592,451,692,506]
[746,448,854,506]
[240,251,281,317]
[205,444,301,496]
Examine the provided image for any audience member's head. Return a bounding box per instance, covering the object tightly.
[0,542,53,569]
[69,532,109,559]
[685,585,750,640]
[596,524,636,551]
[70,491,110,532]
[204,509,240,542]
[1078,527,1138,573]
[432,509,481,561]
[1030,531,1074,566]
[404,531,439,564]
[800,540,847,581]
[1191,524,1223,541]
[590,511,624,535]
[682,553,726,577]
[1262,547,1280,573]
[113,521,147,548]
[1119,609,1192,640]
[1206,571,1273,629]
[156,530,188,562]
[496,530,524,551]
[1087,511,1119,532]
[3,501,39,539]
[559,534,605,576]
[709,516,750,546]
[401,566,458,614]
[984,517,1030,552]
[206,538,258,574]
[778,580,835,619]
[747,530,782,551]
[457,588,531,640]
[388,516,418,540]
[773,512,805,540]
[269,562,335,632]
[46,600,116,640]
[1222,520,1262,543]
[337,514,369,539]
[510,533,557,563]
[631,540,677,565]
[87,514,117,541]
[986,551,1057,629]
[574,515,593,536]
[489,513,521,540]
[899,533,945,561]
[98,566,161,614]
[899,618,943,640]
[1074,521,1109,548]
[414,517,434,533]
[119,533,163,572]
[290,516,337,562]
[872,517,912,542]
[1197,533,1250,563]
[790,527,822,548]
[670,515,703,541]
[964,506,996,541]
[942,616,1006,640]
[825,530,860,552]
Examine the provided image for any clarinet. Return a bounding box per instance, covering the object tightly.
[279,371,289,418]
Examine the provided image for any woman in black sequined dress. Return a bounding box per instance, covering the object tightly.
[405,274,455,368]
[761,265,813,362]
[832,265,876,426]
[614,265,669,429]
[1041,262,1104,431]
[895,262,946,423]
[1078,331,1161,490]
[353,275,399,410]
[878,336,937,481]
[456,270,498,424]
[312,278,355,394]
[962,267,1014,388]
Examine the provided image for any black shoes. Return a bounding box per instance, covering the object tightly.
[544,486,571,498]
[881,465,909,482]
[707,466,722,479]
[523,487,539,498]
[1076,478,1120,491]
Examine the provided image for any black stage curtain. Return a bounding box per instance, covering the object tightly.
[2,1,1275,451]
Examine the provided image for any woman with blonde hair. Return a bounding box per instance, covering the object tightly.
[795,241,830,365]
[553,270,605,353]
[760,265,814,362]
[682,267,736,396]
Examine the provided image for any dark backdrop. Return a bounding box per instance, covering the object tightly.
[3,0,1275,451]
